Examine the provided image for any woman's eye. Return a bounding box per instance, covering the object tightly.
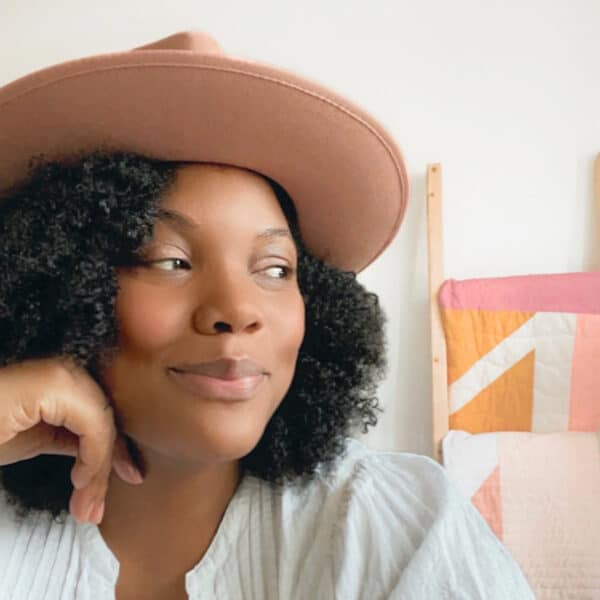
[262,265,293,279]
[147,258,191,271]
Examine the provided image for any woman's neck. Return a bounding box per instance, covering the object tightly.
[98,450,242,586]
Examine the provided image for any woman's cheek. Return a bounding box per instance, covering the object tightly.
[280,294,305,357]
[116,285,184,349]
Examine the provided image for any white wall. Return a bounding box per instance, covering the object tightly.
[2,0,599,456]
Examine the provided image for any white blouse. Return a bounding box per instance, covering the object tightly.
[0,437,535,599]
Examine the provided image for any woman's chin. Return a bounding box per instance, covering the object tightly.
[129,420,266,467]
[195,426,263,462]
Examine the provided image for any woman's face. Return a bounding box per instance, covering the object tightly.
[100,163,305,466]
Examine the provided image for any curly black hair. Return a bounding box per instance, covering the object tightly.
[0,150,387,522]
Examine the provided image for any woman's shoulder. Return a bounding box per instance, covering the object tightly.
[327,436,449,493]
[272,436,452,515]
[0,486,84,595]
[242,438,458,576]
[0,487,19,570]
[249,437,457,531]
[0,487,31,559]
[0,487,40,584]
[248,437,534,599]
[310,436,460,539]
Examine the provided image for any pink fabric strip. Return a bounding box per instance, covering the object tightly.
[439,271,600,313]
[569,314,600,431]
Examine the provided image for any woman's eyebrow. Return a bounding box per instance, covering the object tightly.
[155,207,294,243]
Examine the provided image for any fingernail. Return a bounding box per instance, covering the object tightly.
[90,500,105,524]
[72,468,90,490]
[125,463,144,484]
[83,501,96,523]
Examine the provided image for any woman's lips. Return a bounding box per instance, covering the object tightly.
[168,368,266,401]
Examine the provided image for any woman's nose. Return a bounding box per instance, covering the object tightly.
[191,268,264,335]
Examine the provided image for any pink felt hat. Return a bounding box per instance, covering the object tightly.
[0,31,408,272]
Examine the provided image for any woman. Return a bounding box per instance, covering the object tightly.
[0,31,534,599]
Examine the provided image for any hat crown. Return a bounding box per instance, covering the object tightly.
[133,31,223,56]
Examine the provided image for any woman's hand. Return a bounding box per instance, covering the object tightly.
[0,356,143,524]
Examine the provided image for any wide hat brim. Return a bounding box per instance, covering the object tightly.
[0,31,408,272]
